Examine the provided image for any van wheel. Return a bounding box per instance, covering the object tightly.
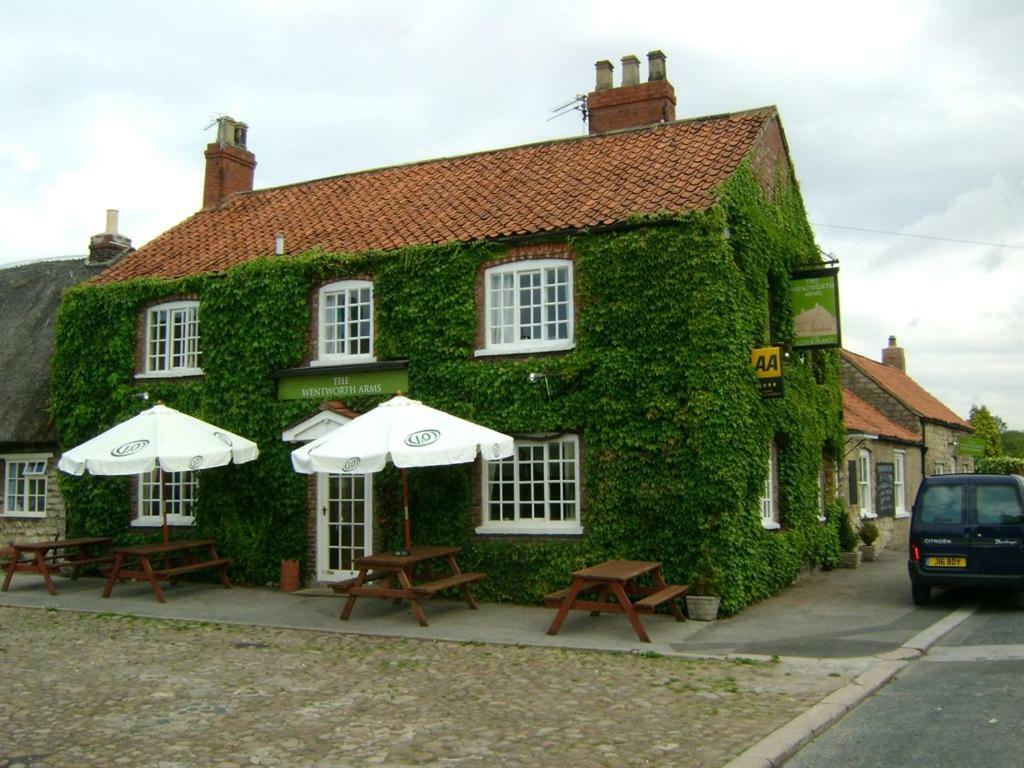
[912,583,932,606]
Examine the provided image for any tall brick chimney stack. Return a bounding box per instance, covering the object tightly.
[202,116,256,210]
[87,209,133,265]
[881,335,906,372]
[586,50,676,135]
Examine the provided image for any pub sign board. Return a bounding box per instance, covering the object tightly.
[275,364,409,401]
[791,267,841,349]
[752,346,783,398]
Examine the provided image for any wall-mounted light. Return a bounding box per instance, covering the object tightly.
[528,371,551,399]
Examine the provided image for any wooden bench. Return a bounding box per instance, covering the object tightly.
[330,570,391,593]
[633,584,688,613]
[153,558,233,581]
[412,572,486,596]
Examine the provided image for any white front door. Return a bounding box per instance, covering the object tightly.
[316,473,373,581]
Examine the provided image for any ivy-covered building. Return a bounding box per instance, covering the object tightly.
[54,53,845,613]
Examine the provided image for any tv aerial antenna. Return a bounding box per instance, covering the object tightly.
[548,94,588,123]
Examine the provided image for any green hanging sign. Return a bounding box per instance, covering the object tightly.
[791,268,841,349]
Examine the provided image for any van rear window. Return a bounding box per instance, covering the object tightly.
[919,485,965,524]
[975,485,1024,525]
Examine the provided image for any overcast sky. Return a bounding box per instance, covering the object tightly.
[2,0,1022,428]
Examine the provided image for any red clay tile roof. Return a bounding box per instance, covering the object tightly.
[96,108,780,283]
[842,387,921,443]
[842,350,973,430]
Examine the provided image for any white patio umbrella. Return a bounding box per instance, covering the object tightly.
[59,403,259,543]
[291,394,513,552]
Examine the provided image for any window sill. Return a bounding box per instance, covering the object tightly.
[474,341,574,358]
[131,520,195,528]
[310,356,377,367]
[859,512,878,520]
[1,511,47,519]
[475,524,583,536]
[760,520,781,531]
[894,511,910,519]
[135,369,204,380]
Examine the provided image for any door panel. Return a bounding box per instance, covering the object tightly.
[317,473,372,581]
[970,482,1024,576]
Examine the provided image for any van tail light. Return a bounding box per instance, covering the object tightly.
[910,541,921,562]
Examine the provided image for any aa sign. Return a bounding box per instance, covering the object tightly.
[752,346,783,398]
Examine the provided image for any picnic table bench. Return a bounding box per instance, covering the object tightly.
[102,538,232,603]
[337,545,485,626]
[2,537,115,595]
[544,559,688,642]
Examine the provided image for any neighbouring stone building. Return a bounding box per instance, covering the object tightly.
[0,213,132,545]
[840,336,974,548]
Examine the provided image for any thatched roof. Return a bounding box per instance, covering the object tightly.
[0,258,106,449]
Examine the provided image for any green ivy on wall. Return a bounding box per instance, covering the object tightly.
[51,158,844,612]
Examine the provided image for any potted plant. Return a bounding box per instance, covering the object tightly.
[859,520,880,561]
[837,510,861,568]
[685,554,722,621]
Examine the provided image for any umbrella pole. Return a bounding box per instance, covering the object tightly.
[401,468,412,553]
[160,467,170,546]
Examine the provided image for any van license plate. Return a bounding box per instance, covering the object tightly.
[926,556,966,568]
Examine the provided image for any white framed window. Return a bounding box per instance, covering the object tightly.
[142,301,202,377]
[760,444,779,530]
[478,435,582,534]
[858,448,874,518]
[934,462,945,476]
[477,259,574,356]
[315,280,374,365]
[135,469,197,527]
[2,454,50,517]
[894,450,907,517]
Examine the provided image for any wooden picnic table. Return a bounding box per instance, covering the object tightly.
[2,537,115,595]
[335,545,485,626]
[544,559,688,643]
[102,538,232,603]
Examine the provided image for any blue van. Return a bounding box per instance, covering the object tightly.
[908,473,1024,606]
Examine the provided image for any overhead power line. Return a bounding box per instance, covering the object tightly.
[810,222,1024,251]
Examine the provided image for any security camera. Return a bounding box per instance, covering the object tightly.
[528,372,542,384]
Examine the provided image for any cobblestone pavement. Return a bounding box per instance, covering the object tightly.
[0,606,850,768]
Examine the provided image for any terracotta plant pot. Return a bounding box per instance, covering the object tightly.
[279,559,301,592]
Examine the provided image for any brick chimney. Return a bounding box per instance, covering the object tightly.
[202,116,256,210]
[87,209,133,265]
[586,50,676,135]
[881,335,906,372]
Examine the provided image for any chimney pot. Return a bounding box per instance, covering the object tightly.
[881,335,906,372]
[621,54,640,86]
[594,60,614,90]
[647,50,667,81]
[203,116,256,210]
[88,210,132,265]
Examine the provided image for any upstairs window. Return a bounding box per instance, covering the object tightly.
[479,260,573,355]
[479,435,582,534]
[144,301,201,376]
[317,280,374,364]
[2,455,49,517]
[135,469,197,527]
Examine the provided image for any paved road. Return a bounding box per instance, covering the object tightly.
[785,589,1024,768]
